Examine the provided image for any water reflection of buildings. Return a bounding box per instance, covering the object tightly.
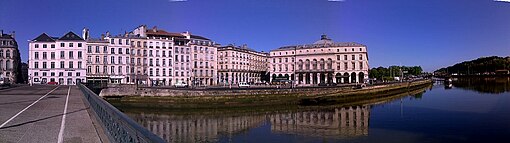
[452,77,510,94]
[130,113,266,143]
[270,106,370,138]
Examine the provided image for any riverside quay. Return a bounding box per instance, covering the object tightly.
[28,25,369,86]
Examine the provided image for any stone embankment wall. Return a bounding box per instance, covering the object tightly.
[99,79,432,97]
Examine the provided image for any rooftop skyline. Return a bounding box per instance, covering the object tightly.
[1,0,509,71]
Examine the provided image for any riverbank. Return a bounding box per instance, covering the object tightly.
[106,79,433,109]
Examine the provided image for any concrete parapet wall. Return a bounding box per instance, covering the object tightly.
[99,80,432,97]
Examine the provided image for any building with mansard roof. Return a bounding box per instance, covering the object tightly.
[28,31,87,85]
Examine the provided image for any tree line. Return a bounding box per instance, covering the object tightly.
[434,56,510,75]
[369,66,423,80]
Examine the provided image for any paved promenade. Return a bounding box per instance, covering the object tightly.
[0,85,103,143]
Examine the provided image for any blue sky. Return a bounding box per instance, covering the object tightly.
[1,0,509,71]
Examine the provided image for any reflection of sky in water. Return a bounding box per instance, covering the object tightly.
[398,86,505,113]
[123,80,510,143]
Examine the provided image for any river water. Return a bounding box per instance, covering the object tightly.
[116,77,510,143]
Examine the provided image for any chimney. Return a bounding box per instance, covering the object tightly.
[11,31,15,38]
[82,28,90,40]
[106,31,110,37]
[101,34,105,40]
[0,30,3,35]
[152,26,157,32]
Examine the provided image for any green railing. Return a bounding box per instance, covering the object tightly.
[78,84,165,143]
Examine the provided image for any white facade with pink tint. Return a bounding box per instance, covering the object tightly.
[28,32,87,85]
[270,35,369,85]
[217,45,269,85]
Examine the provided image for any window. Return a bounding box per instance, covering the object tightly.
[96,46,100,53]
[69,43,74,47]
[95,56,100,63]
[111,66,115,74]
[78,61,82,69]
[78,43,82,47]
[344,55,347,60]
[118,48,122,54]
[50,62,55,68]
[60,61,64,68]
[352,62,355,70]
[118,57,122,64]
[34,52,39,59]
[69,61,73,68]
[87,66,91,73]
[359,54,363,60]
[118,66,122,74]
[51,44,55,48]
[87,46,92,53]
[337,55,340,60]
[69,51,74,59]
[34,62,39,68]
[95,66,100,73]
[60,43,65,47]
[111,48,115,54]
[43,44,47,48]
[110,39,114,44]
[360,62,363,70]
[35,44,39,48]
[111,56,115,64]
[60,51,65,59]
[42,62,47,69]
[68,72,72,76]
[42,52,47,59]
[103,46,107,53]
[78,51,82,59]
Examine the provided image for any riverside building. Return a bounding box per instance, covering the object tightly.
[29,32,87,85]
[270,35,369,86]
[0,30,22,84]
[217,45,269,85]
[132,25,218,86]
[84,28,134,84]
[188,32,218,86]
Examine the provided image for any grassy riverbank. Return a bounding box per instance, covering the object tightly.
[107,79,433,109]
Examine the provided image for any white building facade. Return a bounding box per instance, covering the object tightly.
[218,45,269,85]
[270,35,369,86]
[29,32,87,85]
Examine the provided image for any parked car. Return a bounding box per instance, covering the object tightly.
[47,81,59,85]
[355,83,367,89]
[175,82,189,88]
[238,82,250,88]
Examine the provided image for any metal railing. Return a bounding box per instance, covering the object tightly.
[78,84,165,143]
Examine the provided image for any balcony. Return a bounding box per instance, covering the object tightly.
[295,69,335,73]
